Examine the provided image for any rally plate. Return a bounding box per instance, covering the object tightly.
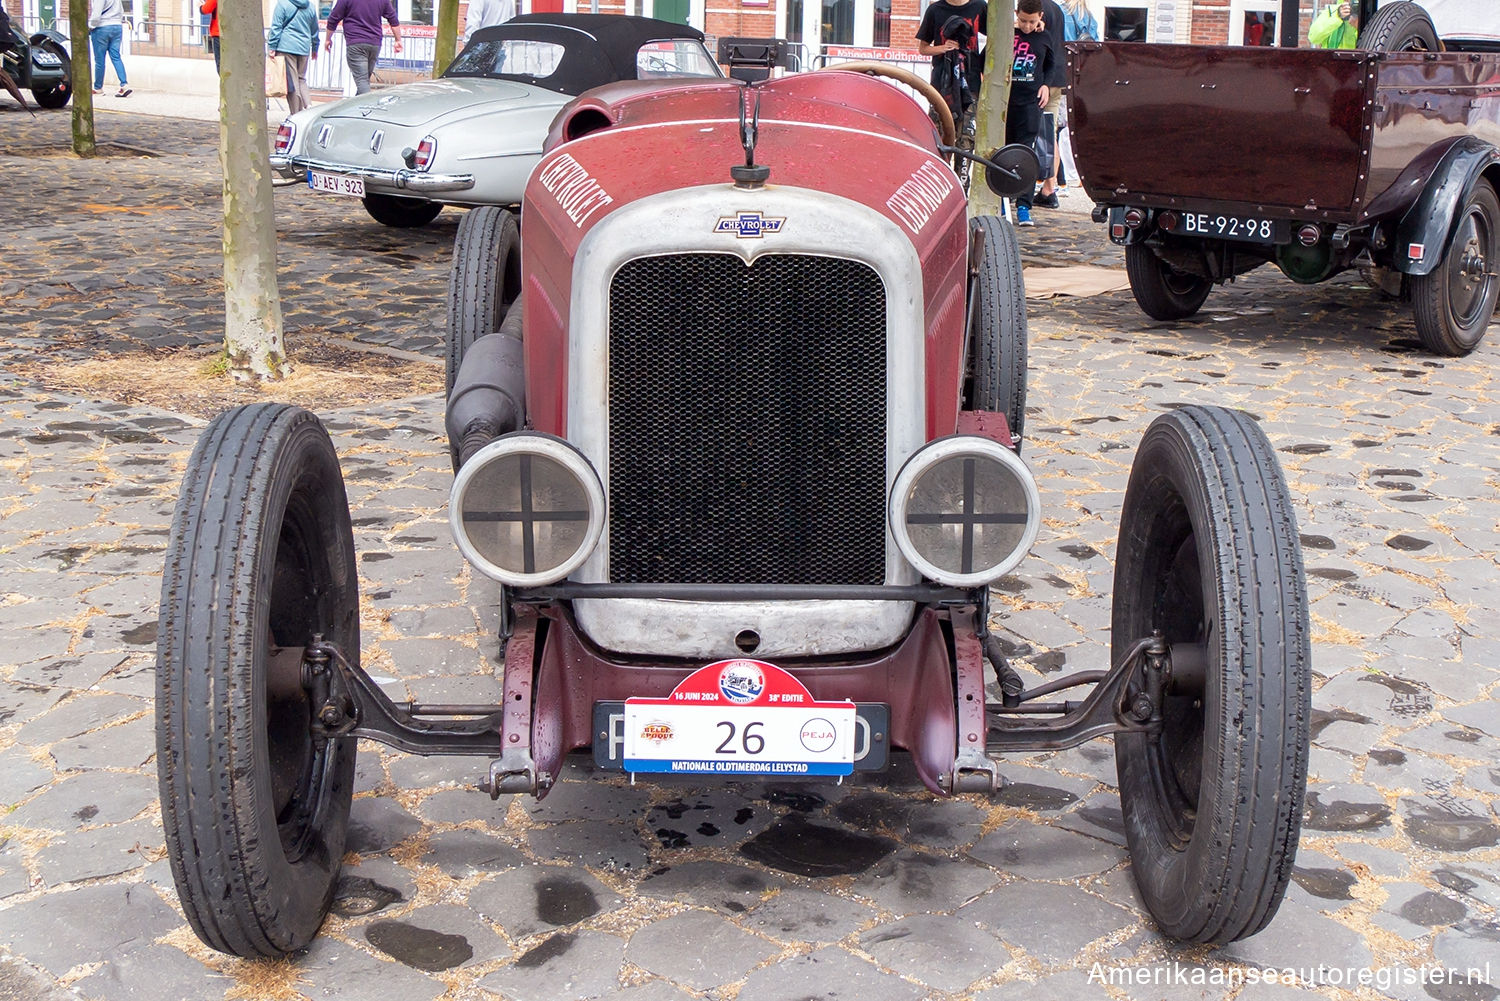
[591,659,889,776]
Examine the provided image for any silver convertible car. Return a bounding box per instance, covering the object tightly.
[269,14,723,227]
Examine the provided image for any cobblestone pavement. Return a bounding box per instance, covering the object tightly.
[2,108,1498,1001]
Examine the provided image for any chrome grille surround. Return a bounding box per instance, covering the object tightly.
[568,184,927,659]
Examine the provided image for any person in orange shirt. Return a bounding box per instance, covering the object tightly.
[200,0,220,73]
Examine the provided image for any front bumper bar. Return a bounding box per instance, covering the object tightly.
[268,154,476,193]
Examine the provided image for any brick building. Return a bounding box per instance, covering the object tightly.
[2,0,1323,81]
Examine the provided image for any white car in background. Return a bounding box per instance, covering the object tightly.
[269,13,723,227]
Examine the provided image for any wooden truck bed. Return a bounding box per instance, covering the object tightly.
[1069,42,1500,225]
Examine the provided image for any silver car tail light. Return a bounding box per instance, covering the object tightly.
[274,120,295,155]
[415,135,437,171]
[889,436,1039,587]
[450,433,606,587]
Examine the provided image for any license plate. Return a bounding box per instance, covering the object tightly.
[591,659,889,776]
[1167,211,1277,244]
[308,171,365,197]
[33,51,62,66]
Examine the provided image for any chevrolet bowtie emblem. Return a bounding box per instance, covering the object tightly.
[714,211,786,238]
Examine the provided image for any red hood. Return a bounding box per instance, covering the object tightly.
[544,72,942,154]
[527,72,958,253]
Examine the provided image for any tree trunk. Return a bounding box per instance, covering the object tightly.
[969,0,1014,217]
[218,0,286,382]
[433,0,458,77]
[69,0,95,157]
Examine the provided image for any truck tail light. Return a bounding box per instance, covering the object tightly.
[1297,224,1322,247]
[274,121,295,155]
[415,135,437,171]
[1157,210,1179,232]
[1123,207,1147,230]
[450,434,605,587]
[889,437,1040,588]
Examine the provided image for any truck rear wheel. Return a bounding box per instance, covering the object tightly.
[1412,180,1498,357]
[1358,1,1439,51]
[362,192,442,228]
[157,404,359,958]
[446,205,521,396]
[964,214,1028,447]
[1112,405,1310,944]
[1125,244,1212,321]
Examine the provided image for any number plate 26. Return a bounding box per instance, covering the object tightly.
[593,659,890,776]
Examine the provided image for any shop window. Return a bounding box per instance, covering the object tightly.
[1242,11,1276,45]
[1103,8,1147,41]
[412,0,434,25]
[874,0,891,47]
[786,0,803,44]
[821,0,852,45]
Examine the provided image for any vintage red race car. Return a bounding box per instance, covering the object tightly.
[155,65,1312,959]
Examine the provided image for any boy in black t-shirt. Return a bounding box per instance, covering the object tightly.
[916,0,987,118]
[1007,0,1056,225]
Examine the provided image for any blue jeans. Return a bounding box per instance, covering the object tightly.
[90,24,127,88]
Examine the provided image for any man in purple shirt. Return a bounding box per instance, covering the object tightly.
[324,0,403,94]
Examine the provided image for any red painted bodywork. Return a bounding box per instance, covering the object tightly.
[1071,42,1500,224]
[519,71,973,442]
[505,606,965,795]
[502,72,999,796]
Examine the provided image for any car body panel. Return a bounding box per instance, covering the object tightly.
[271,13,722,209]
[2,25,69,92]
[516,71,971,660]
[1071,42,1500,227]
[522,72,969,447]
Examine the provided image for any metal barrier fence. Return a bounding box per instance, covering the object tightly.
[307,29,439,96]
[17,16,213,59]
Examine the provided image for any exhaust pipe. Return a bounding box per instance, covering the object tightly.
[446,300,526,469]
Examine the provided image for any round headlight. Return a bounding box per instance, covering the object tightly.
[449,433,605,587]
[890,436,1040,587]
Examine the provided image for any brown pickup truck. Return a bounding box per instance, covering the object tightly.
[1069,0,1500,355]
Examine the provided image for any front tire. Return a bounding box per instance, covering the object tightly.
[156,404,359,958]
[446,205,521,396]
[1358,1,1440,51]
[1112,406,1310,944]
[1125,243,1213,321]
[963,215,1028,447]
[362,192,443,228]
[1412,180,1499,357]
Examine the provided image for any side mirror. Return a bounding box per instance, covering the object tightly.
[982,144,1041,200]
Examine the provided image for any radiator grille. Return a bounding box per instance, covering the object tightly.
[607,253,887,585]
